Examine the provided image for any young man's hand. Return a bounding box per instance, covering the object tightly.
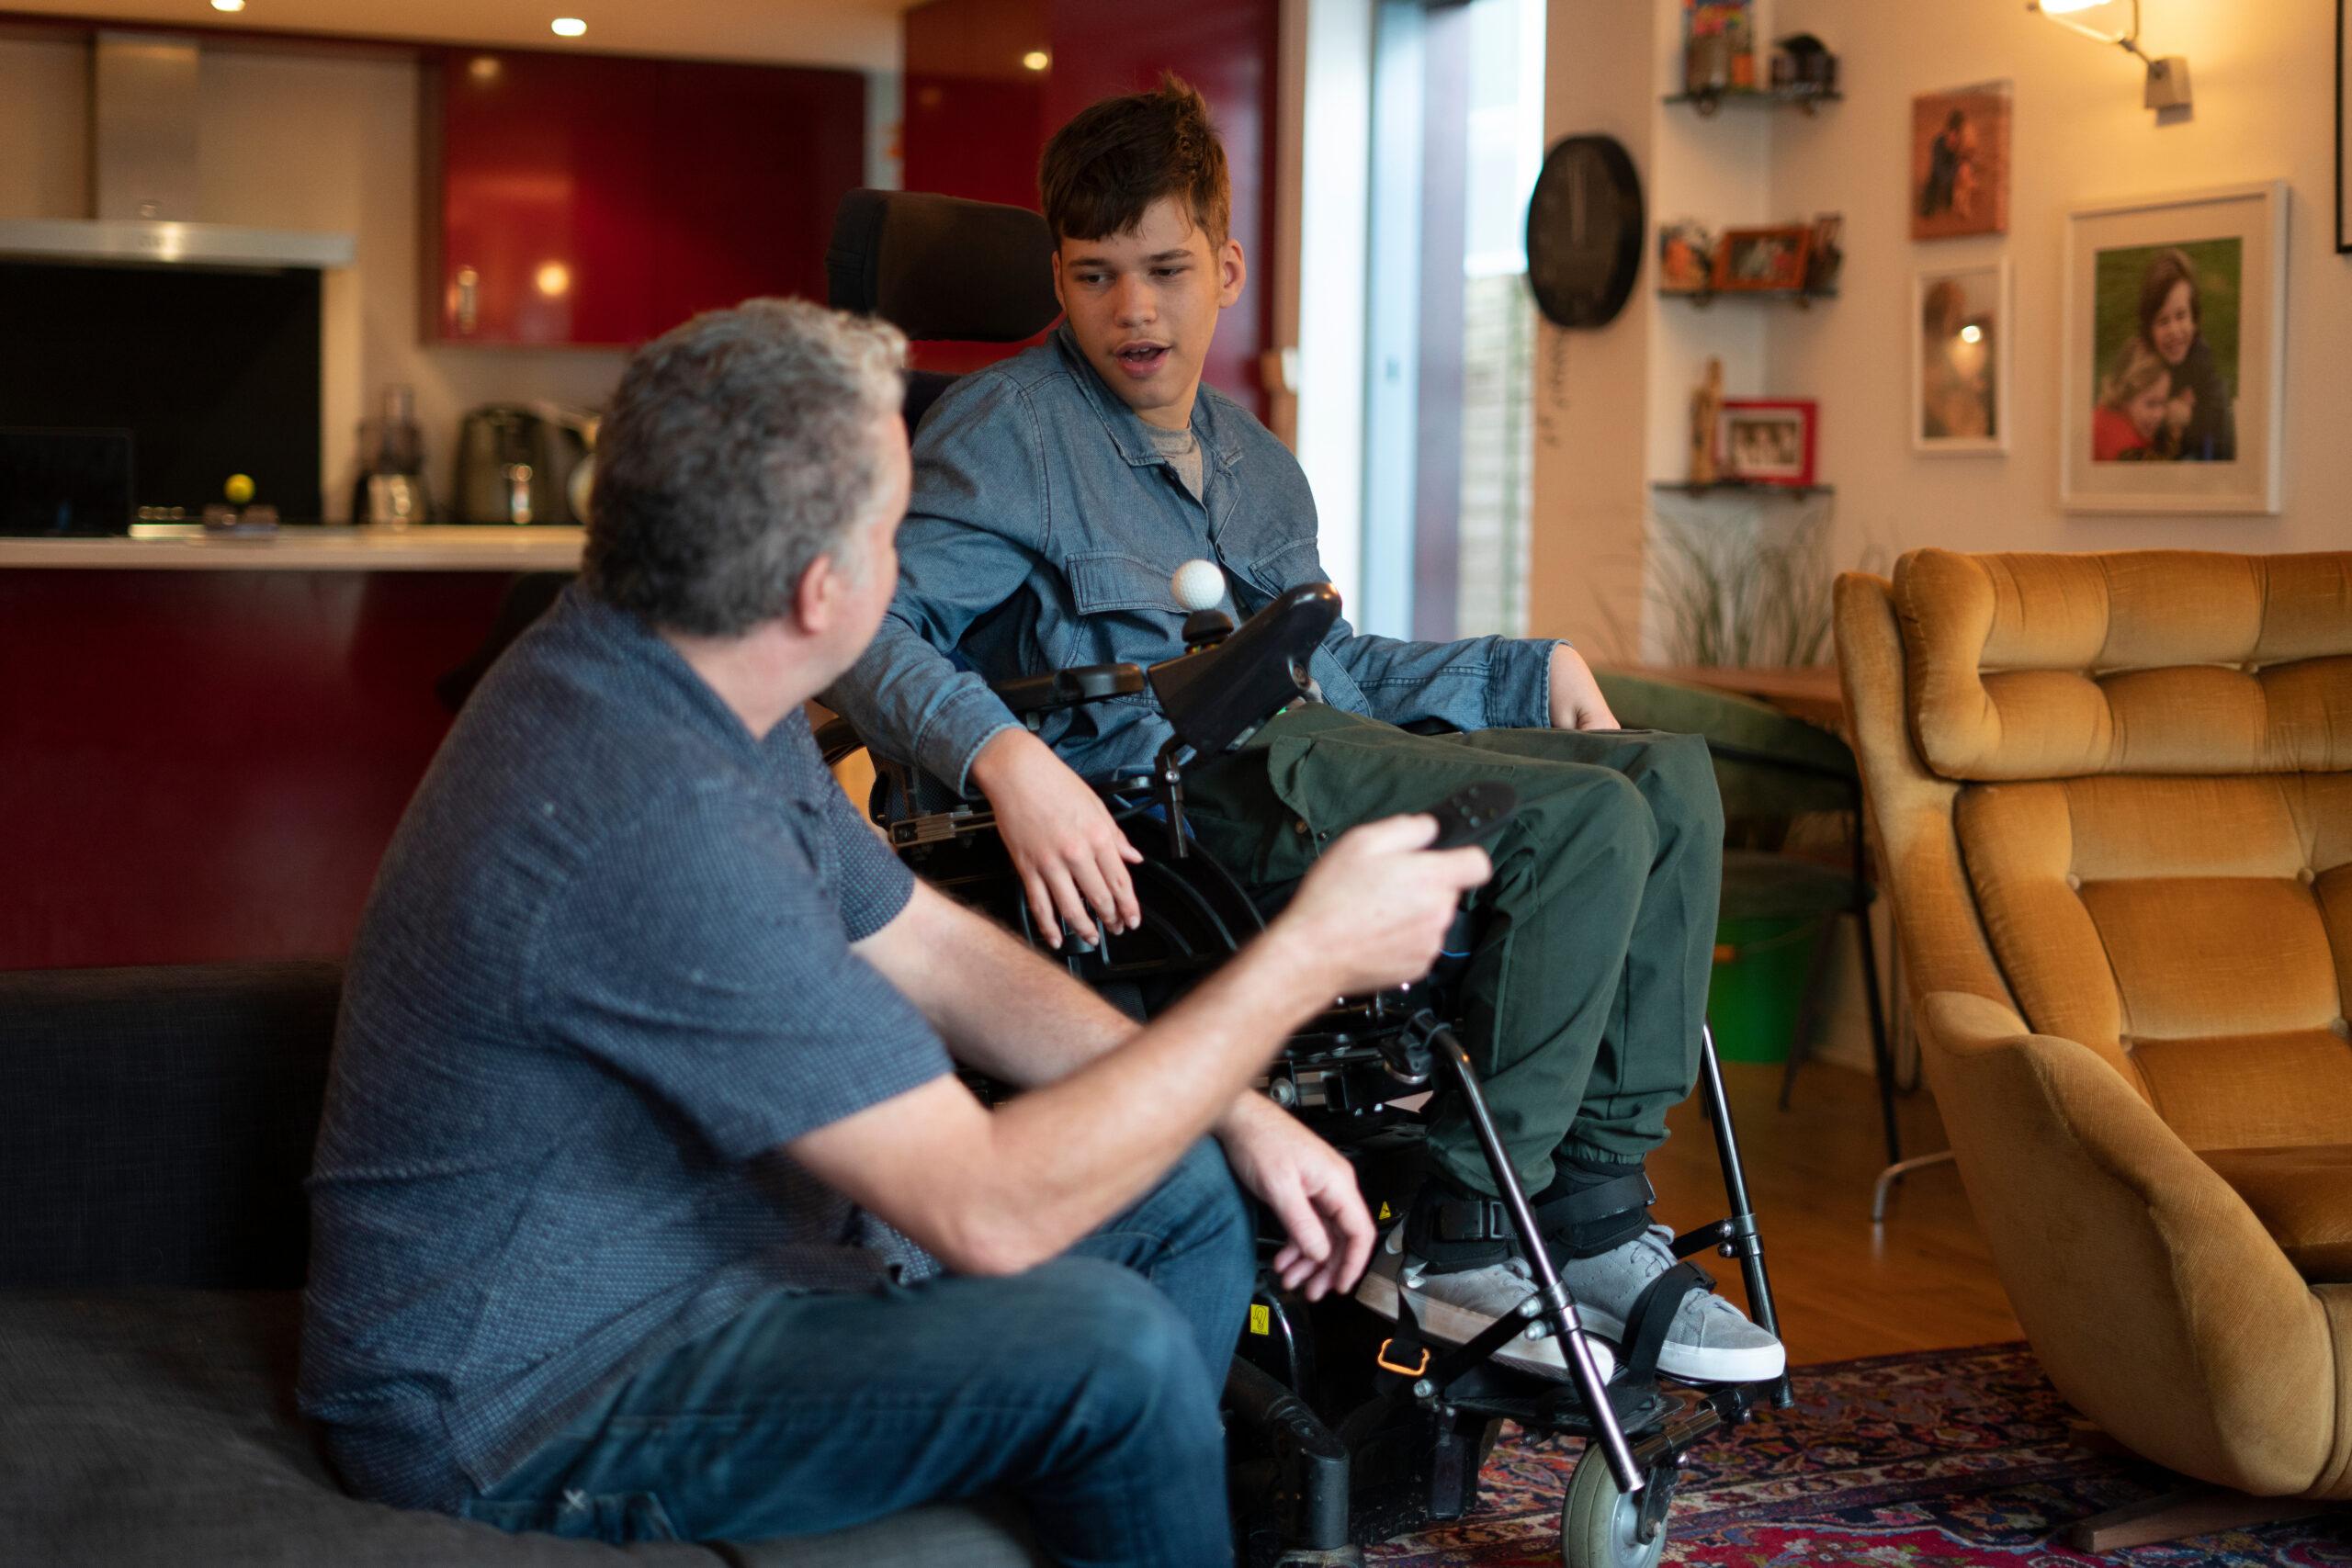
[970,728,1144,948]
[1548,643,1621,731]
[1272,814,1491,998]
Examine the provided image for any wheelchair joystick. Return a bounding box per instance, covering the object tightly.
[1173,559,1237,651]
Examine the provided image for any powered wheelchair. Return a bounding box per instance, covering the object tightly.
[820,188,1794,1568]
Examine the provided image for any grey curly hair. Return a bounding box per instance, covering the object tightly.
[584,298,908,637]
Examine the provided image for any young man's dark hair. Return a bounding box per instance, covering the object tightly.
[1038,72,1231,246]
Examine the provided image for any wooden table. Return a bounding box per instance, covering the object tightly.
[1628,664,1847,730]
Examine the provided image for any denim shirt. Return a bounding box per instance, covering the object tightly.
[825,324,1560,794]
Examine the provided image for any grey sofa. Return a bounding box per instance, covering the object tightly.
[0,962,1045,1567]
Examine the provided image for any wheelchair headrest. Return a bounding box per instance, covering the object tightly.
[826,189,1061,343]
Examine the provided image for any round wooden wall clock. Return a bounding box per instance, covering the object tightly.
[1524,134,1645,329]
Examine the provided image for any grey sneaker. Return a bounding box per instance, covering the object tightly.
[1557,1224,1785,1384]
[1354,1224,1619,1384]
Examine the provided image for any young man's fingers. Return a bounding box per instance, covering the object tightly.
[1042,863,1099,945]
[1098,850,1141,933]
[1069,857,1120,938]
[1019,870,1062,949]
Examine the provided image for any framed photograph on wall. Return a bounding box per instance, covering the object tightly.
[1712,225,1813,292]
[1914,259,2010,454]
[1911,81,2012,241]
[1717,399,1817,487]
[2061,182,2289,514]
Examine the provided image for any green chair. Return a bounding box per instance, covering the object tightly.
[1594,671,1901,1168]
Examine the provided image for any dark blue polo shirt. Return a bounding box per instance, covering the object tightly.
[299,585,946,1511]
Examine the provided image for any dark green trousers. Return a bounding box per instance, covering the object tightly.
[1183,704,1724,1196]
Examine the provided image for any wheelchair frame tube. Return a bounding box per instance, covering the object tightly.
[1695,1023,1794,1409]
[1414,1014,1645,1498]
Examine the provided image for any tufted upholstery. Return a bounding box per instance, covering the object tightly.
[1838,548,2352,1505]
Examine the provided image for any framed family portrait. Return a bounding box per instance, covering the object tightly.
[1712,226,1812,292]
[1911,81,2011,241]
[2060,181,2289,514]
[1717,399,1817,487]
[1914,259,2009,454]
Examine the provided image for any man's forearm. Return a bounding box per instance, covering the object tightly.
[858,877,1279,1131]
[876,880,1136,1085]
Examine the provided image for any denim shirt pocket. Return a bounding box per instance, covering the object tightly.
[1236,537,1319,602]
[1064,549,1183,664]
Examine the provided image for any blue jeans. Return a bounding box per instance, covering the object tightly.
[458,1140,1256,1567]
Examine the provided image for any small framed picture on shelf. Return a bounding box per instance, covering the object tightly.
[1658,219,1716,293]
[1914,259,2010,454]
[1713,225,1813,292]
[1717,399,1817,486]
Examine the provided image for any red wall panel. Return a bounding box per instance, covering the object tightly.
[430,51,865,346]
[0,571,512,970]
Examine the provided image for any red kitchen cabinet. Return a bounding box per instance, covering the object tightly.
[425,51,865,346]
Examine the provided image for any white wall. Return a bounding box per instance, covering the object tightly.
[1528,0,1662,660]
[1772,0,2349,560]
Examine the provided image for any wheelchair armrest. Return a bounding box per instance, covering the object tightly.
[991,662,1148,717]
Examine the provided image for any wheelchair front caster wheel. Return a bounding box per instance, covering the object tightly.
[1559,1448,1675,1568]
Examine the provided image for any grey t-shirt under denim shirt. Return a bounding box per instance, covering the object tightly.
[299,585,945,1512]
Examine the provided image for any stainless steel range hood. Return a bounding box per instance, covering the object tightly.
[0,32,355,271]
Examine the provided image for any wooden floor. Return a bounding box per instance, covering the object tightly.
[1646,1058,2021,1367]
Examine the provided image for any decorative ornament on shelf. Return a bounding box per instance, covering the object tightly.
[1658,219,1717,295]
[1689,357,1724,487]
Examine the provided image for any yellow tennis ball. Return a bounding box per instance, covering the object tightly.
[224,473,255,505]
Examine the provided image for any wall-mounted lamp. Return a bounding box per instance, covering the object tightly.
[2027,0,2190,111]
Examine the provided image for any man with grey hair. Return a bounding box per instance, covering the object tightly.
[300,299,1488,1566]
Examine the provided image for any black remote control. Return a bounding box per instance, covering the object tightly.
[1423,782,1518,850]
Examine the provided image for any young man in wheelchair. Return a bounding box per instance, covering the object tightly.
[825,77,1783,1386]
[301,299,1491,1563]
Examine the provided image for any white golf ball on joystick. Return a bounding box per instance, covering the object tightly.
[1171,558,1227,614]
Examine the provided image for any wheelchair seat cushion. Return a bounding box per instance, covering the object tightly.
[2199,1144,2352,1282]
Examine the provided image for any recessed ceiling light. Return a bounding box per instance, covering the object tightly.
[550,17,586,37]
[211,0,246,11]
[1022,50,1049,72]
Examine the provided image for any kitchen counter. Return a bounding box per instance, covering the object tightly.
[0,524,584,571]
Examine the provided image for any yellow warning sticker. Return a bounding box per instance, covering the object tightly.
[1249,1304,1271,1337]
[1378,1201,1393,1222]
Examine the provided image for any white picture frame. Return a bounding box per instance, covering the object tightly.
[2059,181,2290,515]
[1913,258,2010,454]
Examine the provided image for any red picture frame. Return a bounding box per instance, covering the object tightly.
[1716,398,1818,487]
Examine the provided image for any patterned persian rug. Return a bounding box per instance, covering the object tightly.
[1369,1342,2350,1566]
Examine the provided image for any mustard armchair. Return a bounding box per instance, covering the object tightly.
[1834,549,2352,1545]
